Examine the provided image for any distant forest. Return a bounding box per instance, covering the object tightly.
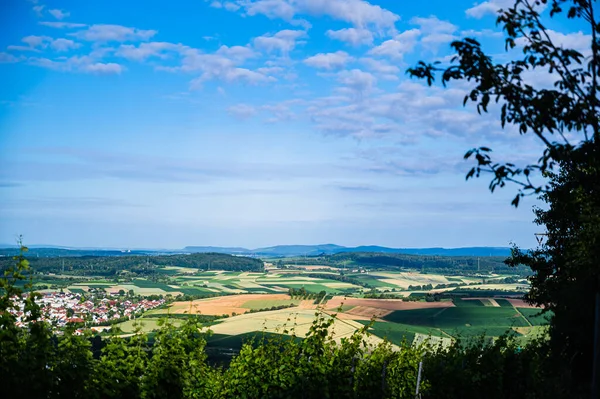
[0,253,264,276]
[0,249,529,277]
[279,252,529,275]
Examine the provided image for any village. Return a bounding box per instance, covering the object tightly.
[8,291,166,334]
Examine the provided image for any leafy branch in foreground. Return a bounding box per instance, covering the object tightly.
[407,0,599,207]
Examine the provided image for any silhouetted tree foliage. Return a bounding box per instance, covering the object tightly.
[408,0,599,389]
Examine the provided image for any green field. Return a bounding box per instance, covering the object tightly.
[383,299,529,338]
[357,320,445,345]
[517,307,551,326]
[494,299,514,307]
[453,298,485,307]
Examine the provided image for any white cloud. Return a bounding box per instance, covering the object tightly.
[546,30,591,53]
[234,0,297,20]
[10,35,80,53]
[216,45,256,62]
[50,38,80,52]
[326,28,373,46]
[460,28,503,38]
[82,62,124,74]
[298,0,399,31]
[39,21,87,28]
[7,45,40,52]
[116,42,184,61]
[257,66,285,75]
[410,16,458,51]
[71,24,157,42]
[33,5,45,17]
[216,0,399,32]
[253,29,307,55]
[466,0,545,18]
[48,9,70,20]
[337,69,376,97]
[184,47,276,88]
[21,35,51,48]
[29,55,125,75]
[368,29,420,60]
[513,30,592,57]
[465,0,513,18]
[223,2,241,11]
[261,101,299,122]
[360,57,400,75]
[304,51,352,70]
[227,104,257,119]
[411,16,456,34]
[0,52,20,63]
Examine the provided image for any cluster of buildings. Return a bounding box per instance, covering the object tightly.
[8,291,165,334]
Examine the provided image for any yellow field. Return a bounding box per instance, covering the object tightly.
[368,272,459,289]
[115,318,183,334]
[208,308,386,346]
[160,294,311,316]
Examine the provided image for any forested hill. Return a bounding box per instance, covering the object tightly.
[282,252,529,275]
[185,244,512,257]
[0,253,264,276]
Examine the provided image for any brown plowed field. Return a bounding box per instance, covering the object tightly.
[325,296,455,312]
[166,294,304,316]
[505,298,540,308]
[345,306,394,318]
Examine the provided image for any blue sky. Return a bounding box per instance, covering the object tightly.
[0,0,591,249]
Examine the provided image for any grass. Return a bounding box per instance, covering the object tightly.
[68,288,86,294]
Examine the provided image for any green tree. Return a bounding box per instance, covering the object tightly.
[94,329,148,398]
[408,0,599,391]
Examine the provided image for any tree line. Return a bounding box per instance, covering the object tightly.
[284,253,530,275]
[0,252,264,277]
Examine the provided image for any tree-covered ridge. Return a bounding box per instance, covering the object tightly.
[281,252,529,275]
[0,252,264,276]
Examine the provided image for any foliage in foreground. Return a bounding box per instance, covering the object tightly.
[0,245,588,398]
[408,0,600,389]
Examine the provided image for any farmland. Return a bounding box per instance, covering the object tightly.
[15,252,544,353]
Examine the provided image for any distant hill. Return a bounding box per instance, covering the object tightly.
[184,246,250,254]
[251,244,345,256]
[1,244,513,258]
